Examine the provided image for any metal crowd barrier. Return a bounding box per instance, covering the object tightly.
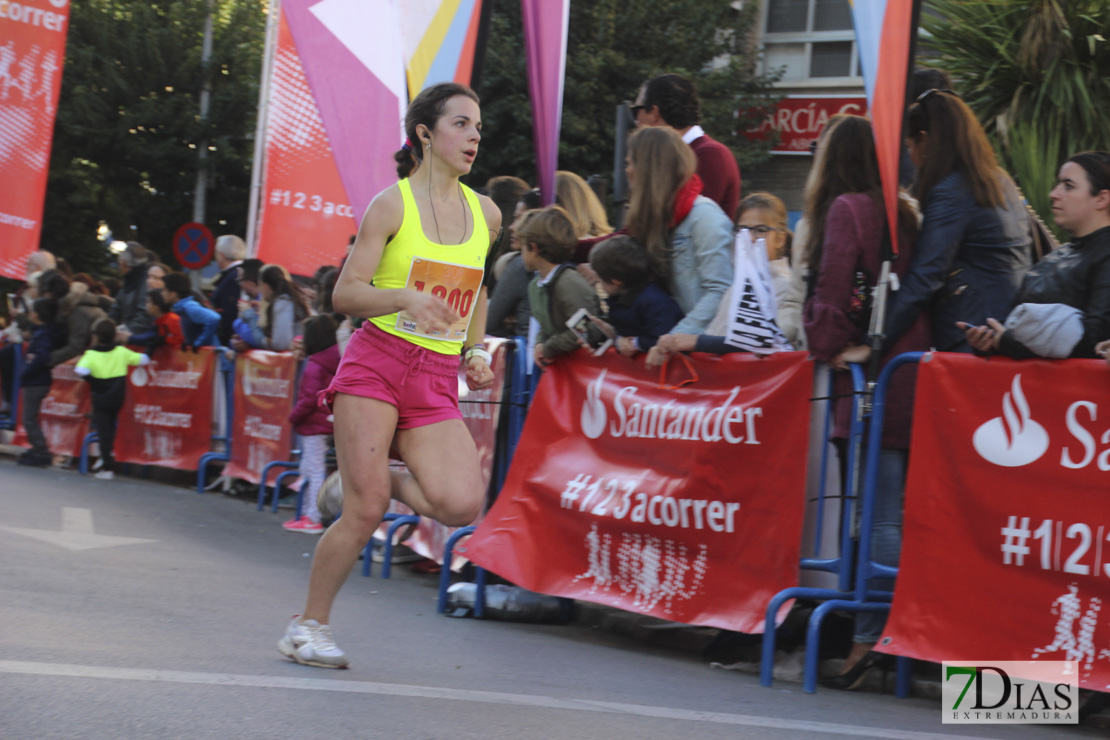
[762,354,923,695]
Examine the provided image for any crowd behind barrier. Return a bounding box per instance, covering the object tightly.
[4,323,1110,696]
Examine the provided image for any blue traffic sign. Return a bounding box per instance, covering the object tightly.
[172,222,215,269]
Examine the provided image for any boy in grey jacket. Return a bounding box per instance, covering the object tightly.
[521,206,604,366]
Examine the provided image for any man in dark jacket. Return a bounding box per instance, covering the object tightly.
[109,241,153,342]
[210,234,247,345]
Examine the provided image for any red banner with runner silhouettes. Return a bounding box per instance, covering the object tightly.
[878,353,1110,691]
[223,350,297,485]
[465,350,813,631]
[0,0,72,279]
[12,358,90,458]
[115,347,216,469]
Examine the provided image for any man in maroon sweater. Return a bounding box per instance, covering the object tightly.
[632,73,741,220]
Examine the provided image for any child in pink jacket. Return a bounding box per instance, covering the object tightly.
[283,315,341,533]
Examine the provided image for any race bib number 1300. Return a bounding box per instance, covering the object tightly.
[396,257,484,341]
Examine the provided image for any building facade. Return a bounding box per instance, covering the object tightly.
[744,0,866,220]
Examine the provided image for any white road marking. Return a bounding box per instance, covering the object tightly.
[0,507,158,551]
[0,660,1012,739]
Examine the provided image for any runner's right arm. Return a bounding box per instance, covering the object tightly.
[333,186,456,329]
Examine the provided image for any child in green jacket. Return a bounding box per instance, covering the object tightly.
[75,318,149,479]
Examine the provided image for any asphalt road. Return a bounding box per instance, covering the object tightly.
[0,462,1101,740]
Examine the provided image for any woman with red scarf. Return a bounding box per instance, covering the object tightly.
[623,127,734,369]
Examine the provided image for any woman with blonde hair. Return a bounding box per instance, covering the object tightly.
[556,170,611,238]
[624,127,732,358]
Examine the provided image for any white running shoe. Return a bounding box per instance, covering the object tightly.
[277,616,348,669]
[94,470,114,480]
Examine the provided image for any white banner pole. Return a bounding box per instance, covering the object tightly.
[245,0,281,259]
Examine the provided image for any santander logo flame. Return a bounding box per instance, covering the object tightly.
[972,374,1049,467]
[581,370,608,440]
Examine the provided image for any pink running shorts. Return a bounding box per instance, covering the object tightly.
[320,324,462,429]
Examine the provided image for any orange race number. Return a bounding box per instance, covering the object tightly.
[396,257,484,341]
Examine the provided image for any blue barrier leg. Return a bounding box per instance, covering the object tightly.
[361,512,411,578]
[257,460,298,511]
[474,566,487,618]
[272,468,300,513]
[895,656,913,698]
[436,526,477,612]
[79,433,98,475]
[380,515,420,579]
[196,451,228,492]
[361,539,375,578]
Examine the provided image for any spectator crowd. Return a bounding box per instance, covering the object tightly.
[2,70,1109,690]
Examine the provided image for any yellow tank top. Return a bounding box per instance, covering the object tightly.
[369,178,489,354]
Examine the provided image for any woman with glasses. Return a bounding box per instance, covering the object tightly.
[801,114,931,690]
[621,126,732,368]
[881,89,1032,353]
[654,193,805,360]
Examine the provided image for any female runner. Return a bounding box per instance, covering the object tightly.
[278,82,501,668]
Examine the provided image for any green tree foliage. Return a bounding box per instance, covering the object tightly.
[922,0,1110,240]
[470,0,780,197]
[41,0,266,274]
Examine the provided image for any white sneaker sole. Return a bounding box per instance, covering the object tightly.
[277,637,348,669]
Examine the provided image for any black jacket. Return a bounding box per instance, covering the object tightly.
[884,171,1033,351]
[999,225,1110,359]
[210,264,241,345]
[20,322,66,386]
[108,264,152,335]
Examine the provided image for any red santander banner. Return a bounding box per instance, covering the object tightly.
[381,338,510,567]
[223,350,297,485]
[12,358,89,457]
[0,0,71,279]
[879,354,1110,691]
[743,95,868,154]
[466,351,813,631]
[115,347,216,469]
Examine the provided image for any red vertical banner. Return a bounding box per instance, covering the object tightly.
[223,350,297,485]
[115,347,216,469]
[12,359,90,458]
[255,12,357,277]
[0,0,71,278]
[382,338,510,566]
[879,354,1110,691]
[465,351,814,631]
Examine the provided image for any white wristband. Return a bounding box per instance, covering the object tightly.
[464,346,492,365]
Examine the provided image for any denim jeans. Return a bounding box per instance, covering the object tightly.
[855,448,906,643]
